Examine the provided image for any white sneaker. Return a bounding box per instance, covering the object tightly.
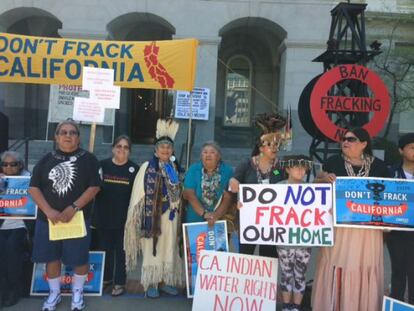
[71,289,85,311]
[42,290,61,311]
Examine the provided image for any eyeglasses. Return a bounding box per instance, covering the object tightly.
[341,136,359,143]
[1,162,19,168]
[115,145,130,150]
[58,130,79,137]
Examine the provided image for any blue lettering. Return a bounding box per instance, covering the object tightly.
[0,56,9,75]
[90,43,104,57]
[10,57,25,77]
[0,36,7,52]
[84,60,99,67]
[106,43,119,58]
[27,57,40,77]
[10,37,23,53]
[127,63,144,82]
[24,38,38,54]
[284,185,301,205]
[120,44,133,59]
[65,59,81,79]
[42,58,47,78]
[63,41,76,55]
[45,39,58,54]
[301,187,315,206]
[315,186,330,205]
[77,42,90,56]
[49,58,63,78]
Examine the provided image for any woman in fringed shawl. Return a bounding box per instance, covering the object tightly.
[124,119,184,298]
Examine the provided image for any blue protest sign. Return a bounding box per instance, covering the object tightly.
[383,296,414,311]
[335,177,414,230]
[30,251,105,296]
[183,221,228,298]
[0,176,37,219]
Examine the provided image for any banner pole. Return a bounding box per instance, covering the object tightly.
[186,93,193,170]
[89,123,96,153]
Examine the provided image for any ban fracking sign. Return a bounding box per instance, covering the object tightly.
[310,64,390,142]
[239,184,334,246]
[0,32,198,91]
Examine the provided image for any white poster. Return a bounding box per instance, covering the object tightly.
[239,183,334,246]
[192,251,278,311]
[175,87,210,120]
[48,84,115,126]
[73,97,105,123]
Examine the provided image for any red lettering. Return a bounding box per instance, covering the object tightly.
[285,207,299,225]
[314,208,326,225]
[255,206,269,224]
[300,209,312,227]
[269,206,283,225]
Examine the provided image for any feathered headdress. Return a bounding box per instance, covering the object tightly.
[254,112,287,148]
[155,118,179,145]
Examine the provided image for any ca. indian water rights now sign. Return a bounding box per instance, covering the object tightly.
[239,184,333,246]
[192,250,278,311]
[335,177,414,230]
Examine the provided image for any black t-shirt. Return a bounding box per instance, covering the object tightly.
[323,154,391,178]
[30,148,101,221]
[233,158,285,184]
[93,158,139,229]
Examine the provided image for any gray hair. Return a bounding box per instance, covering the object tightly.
[55,119,80,136]
[201,141,222,158]
[1,150,24,166]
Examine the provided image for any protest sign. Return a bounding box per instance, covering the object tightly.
[48,84,115,126]
[183,221,228,298]
[383,296,414,311]
[175,87,210,120]
[239,183,333,246]
[0,176,37,219]
[192,251,278,311]
[31,251,105,296]
[335,177,414,230]
[0,32,198,91]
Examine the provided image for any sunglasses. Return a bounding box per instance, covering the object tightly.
[115,145,130,150]
[57,130,79,137]
[1,162,19,168]
[341,136,359,143]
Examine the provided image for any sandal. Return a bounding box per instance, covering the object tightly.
[111,285,126,297]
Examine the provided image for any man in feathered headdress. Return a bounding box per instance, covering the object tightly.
[124,119,184,298]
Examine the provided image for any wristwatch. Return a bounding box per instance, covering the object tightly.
[71,202,81,212]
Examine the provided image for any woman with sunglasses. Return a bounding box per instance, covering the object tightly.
[312,127,390,311]
[93,135,138,297]
[229,113,286,257]
[0,151,31,307]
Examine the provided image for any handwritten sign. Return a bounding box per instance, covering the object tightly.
[183,221,228,298]
[0,176,37,219]
[192,251,277,311]
[239,183,333,246]
[335,177,414,230]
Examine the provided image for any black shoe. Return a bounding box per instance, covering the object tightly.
[3,290,20,307]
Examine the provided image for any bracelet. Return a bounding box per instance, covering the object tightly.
[202,210,207,218]
[71,202,81,212]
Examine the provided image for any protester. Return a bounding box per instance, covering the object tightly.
[0,151,31,307]
[29,120,101,311]
[124,119,183,298]
[386,133,414,304]
[229,112,286,257]
[311,127,390,311]
[183,141,233,226]
[277,155,313,311]
[93,135,138,296]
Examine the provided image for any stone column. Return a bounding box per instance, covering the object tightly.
[173,35,221,162]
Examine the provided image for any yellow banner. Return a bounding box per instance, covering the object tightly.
[0,32,198,91]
